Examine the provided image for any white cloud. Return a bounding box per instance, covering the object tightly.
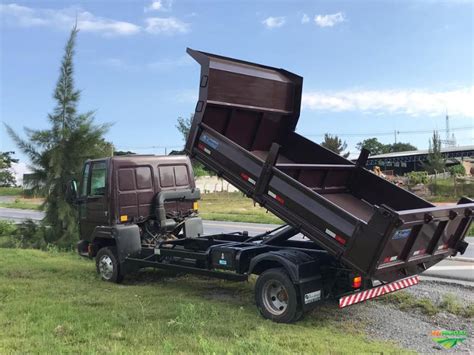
[301,13,310,24]
[0,3,140,36]
[145,17,190,34]
[262,16,285,29]
[302,87,474,118]
[314,12,345,27]
[148,1,163,11]
[99,56,192,72]
[1,3,191,36]
[147,55,193,71]
[144,0,173,12]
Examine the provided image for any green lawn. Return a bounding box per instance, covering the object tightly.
[0,197,43,210]
[199,192,283,224]
[426,178,474,202]
[0,187,23,196]
[0,248,403,353]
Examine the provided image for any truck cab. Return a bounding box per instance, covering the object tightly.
[74,155,201,256]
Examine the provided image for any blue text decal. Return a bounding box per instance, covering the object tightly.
[200,134,219,149]
[392,229,411,240]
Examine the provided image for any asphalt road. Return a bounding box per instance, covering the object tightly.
[1,207,472,281]
[0,207,44,222]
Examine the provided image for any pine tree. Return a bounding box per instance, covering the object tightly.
[5,26,111,247]
[321,134,350,158]
[176,114,194,143]
[424,131,445,173]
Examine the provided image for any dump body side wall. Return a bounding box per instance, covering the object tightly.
[185,48,474,282]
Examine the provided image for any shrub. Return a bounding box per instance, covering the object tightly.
[405,171,429,185]
[15,220,47,249]
[448,164,466,176]
[0,220,18,248]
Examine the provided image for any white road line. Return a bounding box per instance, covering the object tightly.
[429,265,474,271]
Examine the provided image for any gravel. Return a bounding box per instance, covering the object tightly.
[338,280,473,353]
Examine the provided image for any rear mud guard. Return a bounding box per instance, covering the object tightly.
[113,224,141,263]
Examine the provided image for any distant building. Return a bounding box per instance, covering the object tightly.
[22,173,36,191]
[366,145,474,175]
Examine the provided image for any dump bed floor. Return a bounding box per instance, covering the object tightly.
[323,193,374,223]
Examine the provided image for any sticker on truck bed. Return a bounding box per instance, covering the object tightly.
[199,134,219,149]
[304,290,321,304]
[392,228,411,240]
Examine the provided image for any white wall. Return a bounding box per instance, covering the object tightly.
[195,176,239,193]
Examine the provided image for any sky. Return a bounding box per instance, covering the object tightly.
[1,0,473,176]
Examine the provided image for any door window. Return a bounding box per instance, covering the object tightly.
[90,162,107,196]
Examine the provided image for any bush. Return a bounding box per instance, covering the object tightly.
[15,220,47,249]
[405,171,429,185]
[0,219,47,249]
[0,220,20,248]
[448,164,466,176]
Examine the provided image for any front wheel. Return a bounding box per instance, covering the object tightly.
[255,268,302,323]
[96,247,124,283]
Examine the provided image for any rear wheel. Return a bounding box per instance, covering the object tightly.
[255,268,301,323]
[96,247,124,283]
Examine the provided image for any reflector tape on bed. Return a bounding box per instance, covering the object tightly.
[339,275,419,309]
[240,172,256,185]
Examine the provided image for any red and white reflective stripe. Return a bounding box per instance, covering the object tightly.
[339,276,419,309]
[197,143,211,155]
[383,255,398,263]
[325,228,346,245]
[413,249,426,256]
[268,190,285,204]
[240,172,256,185]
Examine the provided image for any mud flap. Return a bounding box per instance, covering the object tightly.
[113,224,141,263]
[298,275,324,311]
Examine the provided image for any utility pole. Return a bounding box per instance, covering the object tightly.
[440,110,456,147]
[394,130,399,144]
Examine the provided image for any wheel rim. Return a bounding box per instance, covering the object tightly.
[98,255,114,280]
[262,280,289,316]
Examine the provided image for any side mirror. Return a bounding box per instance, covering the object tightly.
[66,179,78,204]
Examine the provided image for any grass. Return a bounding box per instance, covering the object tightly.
[439,293,474,318]
[426,178,474,202]
[379,291,474,318]
[0,186,23,196]
[0,248,404,354]
[199,192,283,225]
[0,197,43,210]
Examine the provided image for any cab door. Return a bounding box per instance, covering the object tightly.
[78,160,109,241]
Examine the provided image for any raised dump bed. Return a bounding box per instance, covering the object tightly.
[185,48,473,282]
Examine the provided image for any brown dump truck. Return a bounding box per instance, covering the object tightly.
[71,49,473,323]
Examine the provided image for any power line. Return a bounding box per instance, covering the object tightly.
[303,126,473,138]
[115,144,183,150]
[113,125,473,150]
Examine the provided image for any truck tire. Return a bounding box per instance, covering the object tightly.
[96,247,124,283]
[255,268,301,323]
